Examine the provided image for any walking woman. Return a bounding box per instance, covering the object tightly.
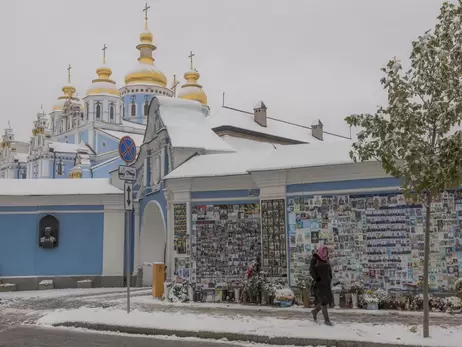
[309,245,333,326]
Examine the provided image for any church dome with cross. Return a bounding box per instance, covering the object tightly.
[52,66,80,112]
[87,45,120,97]
[119,3,174,124]
[123,4,167,87]
[177,52,208,106]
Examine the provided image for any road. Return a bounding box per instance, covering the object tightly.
[0,325,248,347]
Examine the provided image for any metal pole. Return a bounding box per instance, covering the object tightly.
[125,163,131,314]
[125,210,131,313]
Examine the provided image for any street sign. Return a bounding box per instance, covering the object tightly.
[119,136,137,164]
[124,182,133,211]
[118,165,137,181]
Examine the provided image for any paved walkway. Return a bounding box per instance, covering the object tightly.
[2,289,462,327]
[0,325,257,347]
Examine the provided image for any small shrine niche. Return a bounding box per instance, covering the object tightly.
[38,215,59,249]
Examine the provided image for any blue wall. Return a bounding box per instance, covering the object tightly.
[92,157,124,178]
[122,94,154,124]
[95,132,119,154]
[0,205,104,277]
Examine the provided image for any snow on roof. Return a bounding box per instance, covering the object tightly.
[254,101,267,109]
[165,149,273,180]
[311,118,323,126]
[122,120,146,130]
[91,155,119,171]
[221,135,284,152]
[248,140,358,172]
[165,140,361,180]
[154,96,235,153]
[49,142,89,154]
[13,152,28,163]
[98,129,144,147]
[207,107,315,144]
[0,178,121,196]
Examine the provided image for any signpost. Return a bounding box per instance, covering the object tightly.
[118,136,137,314]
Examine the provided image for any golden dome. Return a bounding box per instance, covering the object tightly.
[124,25,167,87]
[52,84,79,111]
[87,65,120,96]
[178,69,208,105]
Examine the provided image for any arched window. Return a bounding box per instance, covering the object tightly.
[131,102,136,117]
[110,104,115,121]
[85,102,89,117]
[144,96,149,116]
[96,103,101,120]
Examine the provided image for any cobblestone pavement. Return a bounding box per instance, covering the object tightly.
[0,325,256,347]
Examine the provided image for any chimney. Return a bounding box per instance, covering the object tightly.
[253,101,267,127]
[311,119,323,141]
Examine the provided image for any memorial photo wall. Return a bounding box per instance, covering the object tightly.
[261,199,287,278]
[287,192,461,291]
[191,203,261,287]
[173,204,188,255]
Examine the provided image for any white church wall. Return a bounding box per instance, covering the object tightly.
[102,202,125,277]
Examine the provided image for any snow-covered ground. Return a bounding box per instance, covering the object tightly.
[37,307,460,347]
[0,287,145,300]
[122,296,455,318]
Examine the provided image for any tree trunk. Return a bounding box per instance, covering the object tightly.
[423,192,432,338]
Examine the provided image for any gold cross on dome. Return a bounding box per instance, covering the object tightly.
[67,64,72,83]
[171,74,179,96]
[188,51,195,71]
[143,2,151,29]
[102,44,107,64]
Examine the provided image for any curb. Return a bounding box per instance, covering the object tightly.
[52,321,444,347]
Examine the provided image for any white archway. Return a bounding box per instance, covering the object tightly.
[139,200,166,287]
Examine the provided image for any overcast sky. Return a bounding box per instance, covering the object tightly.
[2,0,445,141]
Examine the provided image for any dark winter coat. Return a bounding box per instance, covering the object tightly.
[309,254,333,305]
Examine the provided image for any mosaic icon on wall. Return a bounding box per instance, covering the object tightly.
[261,199,287,278]
[190,204,261,287]
[288,193,461,291]
[173,204,187,255]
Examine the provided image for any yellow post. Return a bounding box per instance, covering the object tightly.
[152,263,165,298]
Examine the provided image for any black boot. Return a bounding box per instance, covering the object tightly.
[321,305,333,326]
[311,305,321,322]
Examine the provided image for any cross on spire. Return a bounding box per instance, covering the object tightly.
[67,64,72,83]
[143,2,151,29]
[102,44,107,64]
[171,74,179,96]
[188,51,195,71]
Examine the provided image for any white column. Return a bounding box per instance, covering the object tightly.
[133,201,141,270]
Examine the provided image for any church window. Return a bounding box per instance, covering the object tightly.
[85,102,89,116]
[109,104,115,121]
[131,102,136,117]
[96,103,101,120]
[136,89,139,92]
[141,89,144,92]
[123,105,125,118]
[144,96,149,116]
[56,159,64,176]
[101,141,106,148]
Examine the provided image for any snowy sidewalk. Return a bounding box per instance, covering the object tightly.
[37,306,461,347]
[124,296,462,327]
